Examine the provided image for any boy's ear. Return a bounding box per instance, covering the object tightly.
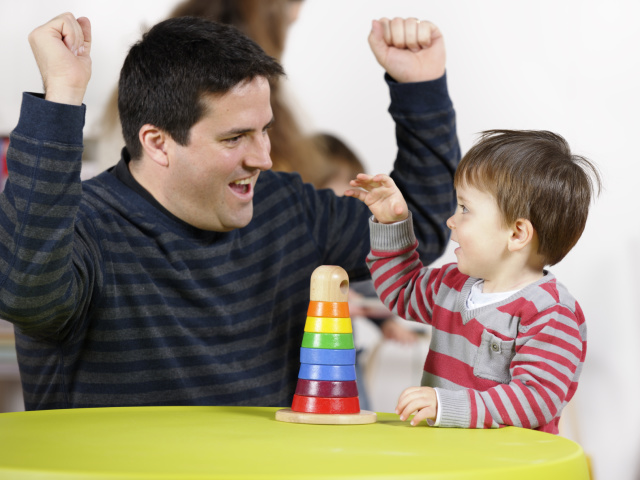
[508,218,535,252]
[139,124,170,167]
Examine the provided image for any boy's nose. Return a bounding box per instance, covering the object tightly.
[446,215,455,230]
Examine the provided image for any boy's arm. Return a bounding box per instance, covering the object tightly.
[344,174,442,323]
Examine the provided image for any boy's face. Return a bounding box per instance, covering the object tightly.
[446,183,513,280]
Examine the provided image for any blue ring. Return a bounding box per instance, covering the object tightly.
[298,364,357,381]
[300,347,356,366]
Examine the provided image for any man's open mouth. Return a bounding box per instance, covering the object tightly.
[230,178,252,194]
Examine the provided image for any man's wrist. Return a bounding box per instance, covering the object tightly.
[44,87,85,106]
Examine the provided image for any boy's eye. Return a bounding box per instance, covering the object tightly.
[459,204,468,213]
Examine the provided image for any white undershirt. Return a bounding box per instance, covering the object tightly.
[466,280,519,309]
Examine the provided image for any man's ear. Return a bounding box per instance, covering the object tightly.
[139,124,170,167]
[508,218,535,252]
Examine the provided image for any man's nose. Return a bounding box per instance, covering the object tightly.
[248,134,273,171]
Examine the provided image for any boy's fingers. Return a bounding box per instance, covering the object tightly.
[410,408,435,426]
[399,399,423,421]
[371,174,395,187]
[396,386,420,408]
[344,189,367,202]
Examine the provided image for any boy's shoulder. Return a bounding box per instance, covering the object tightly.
[530,271,579,309]
[517,271,585,326]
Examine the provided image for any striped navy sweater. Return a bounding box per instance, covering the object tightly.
[0,76,459,410]
[368,217,586,434]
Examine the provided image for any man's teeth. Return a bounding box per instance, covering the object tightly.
[233,179,251,185]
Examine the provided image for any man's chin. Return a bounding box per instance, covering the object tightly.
[220,209,254,231]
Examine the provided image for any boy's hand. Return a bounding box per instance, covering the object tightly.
[345,174,408,224]
[396,386,438,426]
[28,12,92,105]
[368,17,445,83]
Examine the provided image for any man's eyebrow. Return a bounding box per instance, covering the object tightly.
[219,117,275,138]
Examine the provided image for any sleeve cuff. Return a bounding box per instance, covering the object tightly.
[15,92,86,145]
[385,72,452,114]
[436,388,472,428]
[369,211,416,251]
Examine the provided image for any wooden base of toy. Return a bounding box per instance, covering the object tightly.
[275,408,377,425]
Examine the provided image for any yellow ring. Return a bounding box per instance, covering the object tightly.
[304,317,352,334]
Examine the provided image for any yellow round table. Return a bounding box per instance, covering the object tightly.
[0,406,589,479]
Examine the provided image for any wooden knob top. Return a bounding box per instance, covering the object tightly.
[310,266,349,302]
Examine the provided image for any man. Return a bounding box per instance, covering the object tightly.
[0,13,459,410]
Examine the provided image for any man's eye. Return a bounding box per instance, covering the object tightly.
[226,136,241,143]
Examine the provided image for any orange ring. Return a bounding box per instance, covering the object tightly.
[307,301,350,318]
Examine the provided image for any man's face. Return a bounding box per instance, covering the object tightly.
[165,76,273,231]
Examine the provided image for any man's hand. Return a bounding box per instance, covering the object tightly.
[28,12,92,106]
[396,386,438,426]
[345,173,408,224]
[381,320,418,344]
[368,17,445,83]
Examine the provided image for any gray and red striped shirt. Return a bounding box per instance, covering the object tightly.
[368,216,586,433]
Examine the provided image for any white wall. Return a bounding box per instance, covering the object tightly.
[1,1,639,479]
[0,1,178,136]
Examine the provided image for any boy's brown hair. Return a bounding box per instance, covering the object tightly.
[454,130,601,266]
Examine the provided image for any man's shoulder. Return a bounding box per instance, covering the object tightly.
[77,171,143,222]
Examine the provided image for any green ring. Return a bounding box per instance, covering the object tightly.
[301,332,354,350]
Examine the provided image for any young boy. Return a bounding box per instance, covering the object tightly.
[345,130,601,433]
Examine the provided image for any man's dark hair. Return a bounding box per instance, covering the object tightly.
[118,16,284,159]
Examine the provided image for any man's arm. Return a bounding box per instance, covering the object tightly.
[303,18,458,280]
[0,14,93,336]
[371,18,459,264]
